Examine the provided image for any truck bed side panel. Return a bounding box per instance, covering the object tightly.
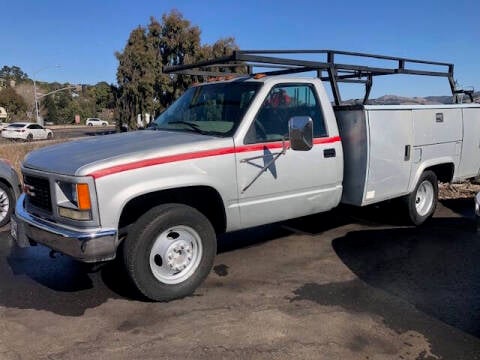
[336,108,414,206]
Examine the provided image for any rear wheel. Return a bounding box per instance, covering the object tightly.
[123,204,216,301]
[47,132,53,140]
[0,182,14,227]
[404,170,438,225]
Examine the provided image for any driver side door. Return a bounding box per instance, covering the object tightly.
[235,83,342,228]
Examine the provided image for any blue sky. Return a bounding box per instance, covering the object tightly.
[1,0,478,99]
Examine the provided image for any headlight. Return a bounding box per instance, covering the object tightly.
[58,206,92,221]
[56,181,92,221]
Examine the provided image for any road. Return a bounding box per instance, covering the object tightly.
[51,125,117,139]
[1,200,479,359]
[0,125,116,143]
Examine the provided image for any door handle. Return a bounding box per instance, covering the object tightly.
[404,145,411,161]
[324,148,336,158]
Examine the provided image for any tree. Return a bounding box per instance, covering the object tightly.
[116,26,156,128]
[44,94,58,123]
[115,10,241,129]
[91,82,115,111]
[0,87,27,120]
[0,65,29,83]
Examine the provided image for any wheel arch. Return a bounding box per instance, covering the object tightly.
[118,185,227,236]
[409,160,454,193]
[425,163,454,183]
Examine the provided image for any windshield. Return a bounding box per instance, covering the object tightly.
[151,82,261,137]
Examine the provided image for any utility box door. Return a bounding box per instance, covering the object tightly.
[458,108,480,178]
[364,110,413,203]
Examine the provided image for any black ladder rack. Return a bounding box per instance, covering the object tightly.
[163,49,470,105]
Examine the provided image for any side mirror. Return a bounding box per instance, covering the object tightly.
[288,116,313,151]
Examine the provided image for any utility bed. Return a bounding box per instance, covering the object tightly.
[335,104,480,206]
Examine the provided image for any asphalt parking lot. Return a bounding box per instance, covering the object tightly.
[1,199,480,359]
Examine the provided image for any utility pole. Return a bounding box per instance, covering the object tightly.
[32,65,61,126]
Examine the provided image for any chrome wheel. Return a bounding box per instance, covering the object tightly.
[149,225,203,285]
[0,187,10,224]
[415,180,434,217]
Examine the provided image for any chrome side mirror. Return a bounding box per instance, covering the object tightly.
[288,116,313,151]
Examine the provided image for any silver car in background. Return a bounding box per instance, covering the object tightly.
[0,159,22,227]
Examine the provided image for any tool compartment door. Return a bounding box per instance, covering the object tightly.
[364,109,413,204]
[458,108,480,178]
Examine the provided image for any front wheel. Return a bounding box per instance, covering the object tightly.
[123,204,216,301]
[404,170,438,225]
[0,182,14,227]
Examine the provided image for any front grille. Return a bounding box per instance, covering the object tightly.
[24,175,52,212]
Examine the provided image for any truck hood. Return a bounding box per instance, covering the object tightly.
[23,130,230,176]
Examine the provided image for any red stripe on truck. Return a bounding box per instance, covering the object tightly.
[89,136,341,179]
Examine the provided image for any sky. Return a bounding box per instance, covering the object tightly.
[1,0,479,99]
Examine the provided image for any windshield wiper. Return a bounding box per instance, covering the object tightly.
[167,121,206,135]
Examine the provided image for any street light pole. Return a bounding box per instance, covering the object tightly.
[33,78,40,125]
[32,65,61,126]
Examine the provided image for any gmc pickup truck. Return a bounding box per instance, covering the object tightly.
[11,50,480,301]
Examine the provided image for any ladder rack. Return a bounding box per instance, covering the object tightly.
[163,49,471,105]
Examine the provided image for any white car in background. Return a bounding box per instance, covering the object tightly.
[86,118,108,126]
[1,122,53,142]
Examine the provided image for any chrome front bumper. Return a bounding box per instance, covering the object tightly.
[12,194,118,262]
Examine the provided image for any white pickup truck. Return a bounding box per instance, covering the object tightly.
[12,50,480,301]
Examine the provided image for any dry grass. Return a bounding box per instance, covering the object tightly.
[0,139,70,176]
[439,181,480,200]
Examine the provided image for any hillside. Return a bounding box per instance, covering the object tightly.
[365,92,480,105]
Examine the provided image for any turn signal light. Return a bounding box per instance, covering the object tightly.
[76,184,91,210]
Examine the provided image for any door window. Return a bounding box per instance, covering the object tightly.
[245,84,327,144]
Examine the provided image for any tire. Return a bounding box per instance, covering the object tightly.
[404,170,438,225]
[0,182,14,227]
[123,204,217,301]
[25,133,33,142]
[88,123,93,126]
[47,132,53,140]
